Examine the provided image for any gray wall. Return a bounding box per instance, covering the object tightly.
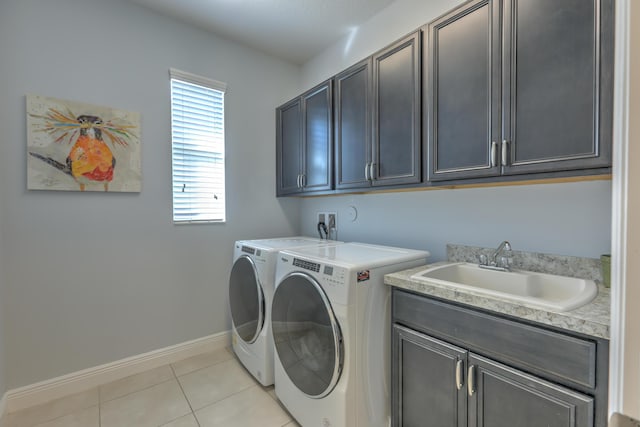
[300,181,612,261]
[0,0,301,389]
[302,0,460,85]
[299,0,612,261]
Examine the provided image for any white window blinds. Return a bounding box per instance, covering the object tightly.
[170,68,226,223]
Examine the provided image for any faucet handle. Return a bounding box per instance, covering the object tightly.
[498,256,511,270]
[478,254,488,266]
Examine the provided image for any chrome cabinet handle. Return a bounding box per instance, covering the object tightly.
[467,365,476,396]
[491,141,498,167]
[369,163,376,181]
[501,140,509,166]
[301,174,306,188]
[365,163,370,181]
[296,174,301,188]
[456,360,464,390]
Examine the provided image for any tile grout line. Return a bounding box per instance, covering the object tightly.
[13,349,236,427]
[99,350,233,406]
[169,363,201,427]
[24,350,236,427]
[15,402,101,427]
[186,382,259,415]
[100,377,176,406]
[171,351,235,378]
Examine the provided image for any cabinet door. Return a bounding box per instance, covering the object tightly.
[335,59,372,189]
[392,324,467,427]
[276,98,302,196]
[501,0,613,174]
[372,31,422,187]
[468,354,594,427]
[427,0,501,181]
[301,80,333,192]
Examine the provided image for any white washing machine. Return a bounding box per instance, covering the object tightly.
[228,237,342,386]
[271,242,430,427]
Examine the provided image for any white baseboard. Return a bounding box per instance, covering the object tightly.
[3,330,230,414]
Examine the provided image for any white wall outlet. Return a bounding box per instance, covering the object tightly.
[327,212,337,231]
[316,211,338,239]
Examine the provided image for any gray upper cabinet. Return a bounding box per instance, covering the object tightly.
[372,31,422,187]
[501,0,613,174]
[303,81,333,191]
[278,0,613,195]
[276,98,303,195]
[427,0,613,182]
[276,80,333,196]
[427,0,501,181]
[334,59,372,190]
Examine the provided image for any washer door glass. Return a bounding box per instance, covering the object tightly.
[272,272,343,398]
[229,255,264,343]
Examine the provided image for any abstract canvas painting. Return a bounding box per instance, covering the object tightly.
[27,94,141,192]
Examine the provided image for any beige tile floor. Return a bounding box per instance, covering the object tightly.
[5,348,301,427]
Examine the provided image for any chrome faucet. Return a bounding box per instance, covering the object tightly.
[492,240,511,265]
[479,241,512,271]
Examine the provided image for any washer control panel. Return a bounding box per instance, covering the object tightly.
[321,264,346,288]
[279,254,351,304]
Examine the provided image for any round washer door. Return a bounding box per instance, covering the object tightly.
[229,255,264,343]
[271,272,343,398]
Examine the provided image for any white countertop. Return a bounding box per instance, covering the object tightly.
[385,262,610,339]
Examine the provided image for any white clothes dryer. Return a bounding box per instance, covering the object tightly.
[228,237,341,386]
[271,242,430,427]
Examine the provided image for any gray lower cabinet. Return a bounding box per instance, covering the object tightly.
[276,80,333,196]
[469,354,594,427]
[393,325,593,427]
[427,0,613,181]
[392,289,608,427]
[393,325,467,427]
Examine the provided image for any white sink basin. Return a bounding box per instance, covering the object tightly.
[410,262,598,312]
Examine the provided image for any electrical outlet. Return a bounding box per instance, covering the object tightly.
[316,211,337,239]
[316,212,336,225]
[327,212,337,231]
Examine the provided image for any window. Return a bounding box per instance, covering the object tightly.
[170,68,226,223]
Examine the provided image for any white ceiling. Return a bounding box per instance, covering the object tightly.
[130,0,395,65]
